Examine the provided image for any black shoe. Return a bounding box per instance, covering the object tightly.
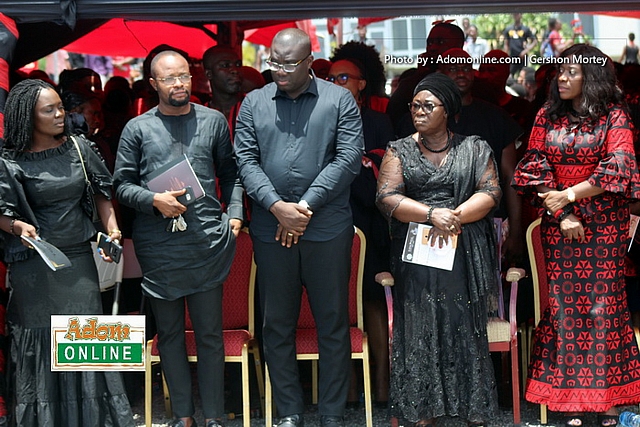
[320,415,344,427]
[276,414,304,427]
[206,419,225,427]
[168,418,197,427]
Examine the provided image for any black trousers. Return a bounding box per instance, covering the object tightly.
[254,226,353,417]
[148,287,224,419]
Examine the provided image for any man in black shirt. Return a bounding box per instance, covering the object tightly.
[235,29,363,427]
[502,13,537,77]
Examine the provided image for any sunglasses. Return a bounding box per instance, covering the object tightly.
[326,73,362,85]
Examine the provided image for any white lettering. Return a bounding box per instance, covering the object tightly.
[383,55,414,64]
[65,346,75,360]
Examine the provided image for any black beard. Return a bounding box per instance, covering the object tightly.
[169,96,190,107]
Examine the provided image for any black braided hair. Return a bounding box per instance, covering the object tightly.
[3,79,62,152]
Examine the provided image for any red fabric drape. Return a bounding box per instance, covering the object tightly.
[0,13,18,139]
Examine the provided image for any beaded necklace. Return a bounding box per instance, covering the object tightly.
[420,131,451,153]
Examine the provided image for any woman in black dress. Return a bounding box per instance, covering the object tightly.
[376,73,501,426]
[0,79,134,427]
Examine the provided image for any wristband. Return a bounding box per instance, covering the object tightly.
[9,218,17,236]
[555,204,574,222]
[567,187,576,203]
[426,206,435,224]
[558,209,573,222]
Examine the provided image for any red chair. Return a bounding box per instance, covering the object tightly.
[264,227,373,427]
[145,229,264,427]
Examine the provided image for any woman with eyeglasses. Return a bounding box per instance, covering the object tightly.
[376,72,501,427]
[513,44,640,427]
[327,58,395,410]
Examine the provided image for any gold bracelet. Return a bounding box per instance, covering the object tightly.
[109,229,122,235]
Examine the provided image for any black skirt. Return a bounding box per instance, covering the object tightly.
[7,242,134,427]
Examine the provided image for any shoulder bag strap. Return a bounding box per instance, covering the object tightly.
[70,135,91,186]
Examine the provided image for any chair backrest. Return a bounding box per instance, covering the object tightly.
[296,227,366,330]
[526,218,549,326]
[185,229,256,333]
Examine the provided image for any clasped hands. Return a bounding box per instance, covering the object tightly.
[271,200,313,247]
[429,207,461,248]
[538,190,585,242]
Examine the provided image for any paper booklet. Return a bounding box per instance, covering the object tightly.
[21,236,72,271]
[146,154,205,199]
[402,222,457,271]
[630,214,640,252]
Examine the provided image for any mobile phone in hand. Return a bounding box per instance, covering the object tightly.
[176,186,196,206]
[97,232,123,263]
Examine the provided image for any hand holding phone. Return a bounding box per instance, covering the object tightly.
[97,232,123,263]
[176,186,196,206]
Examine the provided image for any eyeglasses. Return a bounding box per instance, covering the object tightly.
[216,60,242,69]
[326,73,362,85]
[266,55,310,73]
[408,101,445,114]
[155,75,192,85]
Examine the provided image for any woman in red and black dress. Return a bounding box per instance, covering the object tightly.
[513,44,640,427]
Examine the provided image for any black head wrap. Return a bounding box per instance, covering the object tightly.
[413,72,461,117]
[61,90,90,111]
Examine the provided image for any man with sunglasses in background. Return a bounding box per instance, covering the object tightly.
[235,28,363,427]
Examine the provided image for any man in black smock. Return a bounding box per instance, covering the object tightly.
[234,29,363,427]
[114,50,243,427]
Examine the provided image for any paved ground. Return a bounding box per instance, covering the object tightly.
[132,396,632,427]
[128,367,640,427]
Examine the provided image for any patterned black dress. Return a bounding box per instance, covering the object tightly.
[377,134,501,423]
[513,105,640,412]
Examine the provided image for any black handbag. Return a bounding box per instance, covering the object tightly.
[71,135,100,223]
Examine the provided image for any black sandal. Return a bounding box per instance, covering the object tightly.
[598,414,619,427]
[563,414,585,427]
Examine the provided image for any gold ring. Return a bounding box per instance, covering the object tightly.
[287,232,293,237]
[449,225,455,231]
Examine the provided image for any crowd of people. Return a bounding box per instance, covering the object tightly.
[0,16,639,427]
